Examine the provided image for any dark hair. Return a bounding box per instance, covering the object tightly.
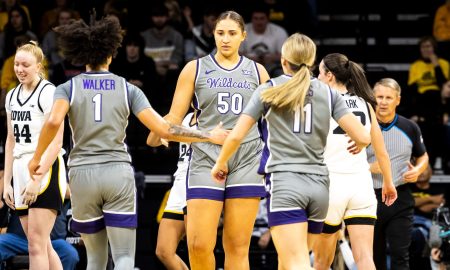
[6,5,30,30]
[123,32,145,49]
[54,15,124,69]
[151,3,169,17]
[214,10,245,32]
[419,36,437,51]
[203,6,220,17]
[251,3,270,17]
[322,53,376,108]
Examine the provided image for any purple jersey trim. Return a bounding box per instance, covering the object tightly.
[268,209,308,227]
[225,185,266,199]
[103,212,138,228]
[187,187,224,201]
[71,218,105,234]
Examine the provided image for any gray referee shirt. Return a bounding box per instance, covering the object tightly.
[367,114,427,188]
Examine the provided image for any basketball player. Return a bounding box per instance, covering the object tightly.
[312,53,397,270]
[3,42,66,269]
[153,112,195,270]
[212,33,371,270]
[149,10,270,269]
[27,16,228,270]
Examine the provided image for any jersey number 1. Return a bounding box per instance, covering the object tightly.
[92,93,102,122]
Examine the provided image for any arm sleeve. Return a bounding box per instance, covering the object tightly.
[434,64,447,87]
[39,85,56,114]
[243,86,266,121]
[127,82,152,116]
[330,88,351,122]
[53,80,71,102]
[410,120,427,157]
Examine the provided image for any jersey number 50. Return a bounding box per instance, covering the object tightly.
[217,92,243,114]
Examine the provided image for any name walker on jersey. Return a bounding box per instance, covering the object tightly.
[82,79,116,90]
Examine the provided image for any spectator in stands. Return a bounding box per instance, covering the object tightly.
[408,36,449,170]
[240,3,288,76]
[0,0,30,32]
[103,0,128,31]
[110,32,157,100]
[412,164,445,222]
[0,5,37,65]
[141,3,184,112]
[184,6,218,62]
[42,9,75,69]
[0,200,79,270]
[164,0,194,38]
[410,164,445,270]
[110,32,158,172]
[367,78,429,270]
[39,0,79,39]
[140,3,183,77]
[442,80,450,174]
[433,0,450,61]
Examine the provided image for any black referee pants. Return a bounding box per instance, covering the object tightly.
[373,184,415,270]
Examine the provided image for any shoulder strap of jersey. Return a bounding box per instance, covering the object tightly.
[8,84,20,106]
[37,81,55,113]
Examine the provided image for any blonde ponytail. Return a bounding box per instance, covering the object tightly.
[260,33,316,112]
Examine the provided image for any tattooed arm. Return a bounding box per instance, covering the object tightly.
[167,121,228,145]
[138,107,228,145]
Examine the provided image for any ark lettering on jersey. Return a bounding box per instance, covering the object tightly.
[345,99,358,108]
[82,79,116,90]
[206,77,251,90]
[11,110,31,121]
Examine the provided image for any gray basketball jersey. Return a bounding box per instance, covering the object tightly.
[54,72,151,167]
[243,75,350,175]
[193,54,261,143]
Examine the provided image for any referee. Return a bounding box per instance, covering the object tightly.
[367,78,429,270]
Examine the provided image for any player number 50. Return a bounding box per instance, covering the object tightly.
[217,92,243,114]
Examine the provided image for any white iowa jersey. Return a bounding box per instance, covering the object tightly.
[174,113,196,179]
[5,79,55,158]
[324,93,371,173]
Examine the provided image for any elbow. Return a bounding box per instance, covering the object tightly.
[46,118,62,131]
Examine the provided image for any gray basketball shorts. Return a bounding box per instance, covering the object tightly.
[266,171,330,234]
[68,162,137,234]
[187,139,266,201]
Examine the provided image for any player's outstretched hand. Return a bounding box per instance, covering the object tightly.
[211,162,228,183]
[209,122,230,145]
